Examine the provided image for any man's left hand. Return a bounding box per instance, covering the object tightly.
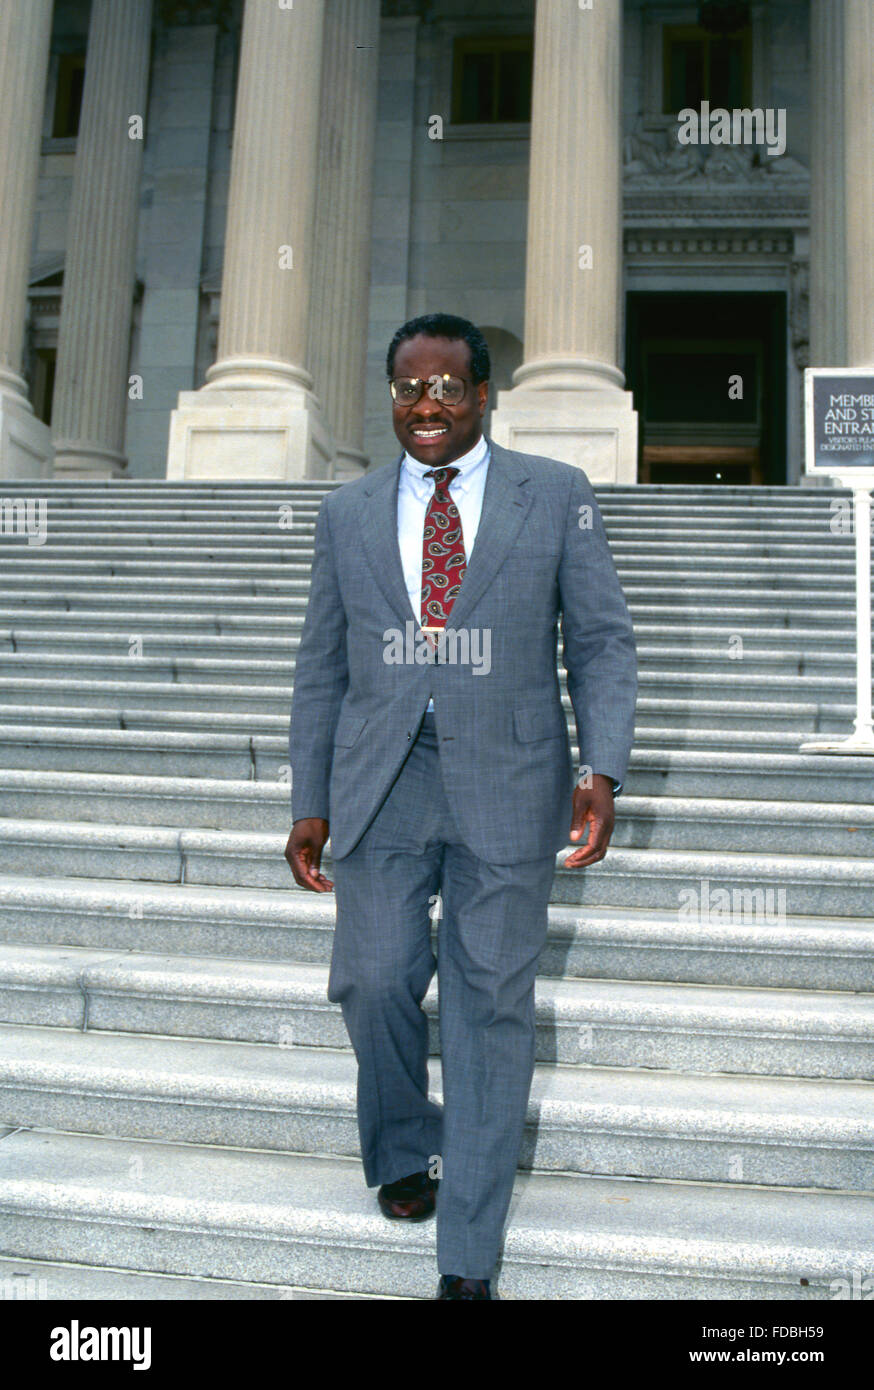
[565,774,616,868]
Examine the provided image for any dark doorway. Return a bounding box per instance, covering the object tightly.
[625,292,787,485]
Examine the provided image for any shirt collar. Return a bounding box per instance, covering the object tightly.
[402,433,489,494]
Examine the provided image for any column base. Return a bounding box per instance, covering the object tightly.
[52,444,127,480]
[0,390,53,479]
[166,386,334,481]
[489,386,639,484]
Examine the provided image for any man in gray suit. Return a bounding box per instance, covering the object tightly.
[286,313,637,1300]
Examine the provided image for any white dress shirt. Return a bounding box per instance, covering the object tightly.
[397,432,490,712]
[397,432,490,623]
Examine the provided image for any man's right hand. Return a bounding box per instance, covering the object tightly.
[284,818,333,892]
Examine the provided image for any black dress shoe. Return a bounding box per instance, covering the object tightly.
[436,1275,492,1300]
[377,1169,438,1221]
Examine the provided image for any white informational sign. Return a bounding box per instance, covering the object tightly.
[802,368,874,753]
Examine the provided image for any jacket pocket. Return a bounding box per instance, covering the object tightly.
[333,711,368,747]
[513,700,567,743]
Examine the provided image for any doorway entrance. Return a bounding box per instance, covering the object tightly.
[625,292,787,485]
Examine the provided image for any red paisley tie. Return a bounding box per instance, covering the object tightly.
[420,466,466,632]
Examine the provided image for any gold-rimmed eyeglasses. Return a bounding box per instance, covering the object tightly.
[389,374,469,407]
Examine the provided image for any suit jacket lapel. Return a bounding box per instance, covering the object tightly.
[358,437,534,632]
[360,454,417,625]
[446,438,533,632]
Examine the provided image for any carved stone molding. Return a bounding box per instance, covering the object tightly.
[623,116,809,187]
[27,287,62,324]
[625,229,794,257]
[625,187,809,228]
[622,111,809,227]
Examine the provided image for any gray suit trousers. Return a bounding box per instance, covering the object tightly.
[329,710,555,1279]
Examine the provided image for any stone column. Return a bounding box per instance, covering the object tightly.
[490,0,637,482]
[51,0,154,478]
[0,0,54,478]
[308,0,380,478]
[843,0,874,368]
[167,0,332,480]
[125,13,219,478]
[809,0,847,366]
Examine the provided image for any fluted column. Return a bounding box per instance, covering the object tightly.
[519,0,623,390]
[51,0,153,477]
[0,0,54,477]
[490,0,637,482]
[207,0,324,389]
[844,0,874,368]
[308,0,380,477]
[809,0,847,366]
[167,0,332,478]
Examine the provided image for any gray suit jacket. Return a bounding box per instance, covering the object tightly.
[289,437,637,864]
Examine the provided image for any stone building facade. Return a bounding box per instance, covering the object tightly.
[1,0,872,485]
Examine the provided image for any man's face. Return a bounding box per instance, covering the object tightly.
[390,334,489,467]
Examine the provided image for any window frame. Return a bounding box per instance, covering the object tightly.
[450,33,534,127]
[661,22,753,116]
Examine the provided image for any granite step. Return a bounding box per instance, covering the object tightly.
[2,572,861,602]
[0,555,861,584]
[1,1025,872,1187]
[0,689,856,733]
[0,608,861,651]
[3,739,867,806]
[0,633,861,684]
[0,771,870,856]
[0,597,860,633]
[0,1254,373,1300]
[0,652,862,698]
[15,523,848,550]
[0,581,859,613]
[2,1129,870,1298]
[1,874,869,990]
[0,733,868,800]
[5,539,857,563]
[1,819,871,914]
[1,942,872,1077]
[0,702,858,745]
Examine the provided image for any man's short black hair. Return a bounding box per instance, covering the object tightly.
[386,313,491,384]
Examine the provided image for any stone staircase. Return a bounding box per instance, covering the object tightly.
[0,478,872,1301]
